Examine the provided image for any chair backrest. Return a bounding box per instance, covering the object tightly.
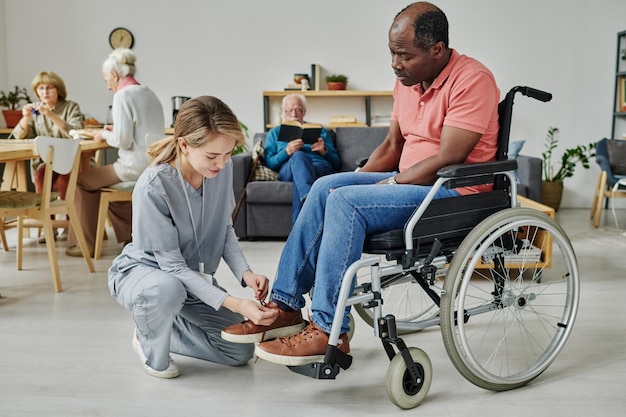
[595,138,610,170]
[35,136,81,175]
[494,86,552,191]
[595,138,626,187]
[605,138,626,176]
[496,86,552,161]
[35,136,82,208]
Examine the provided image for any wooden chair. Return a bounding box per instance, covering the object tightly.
[92,132,160,259]
[0,217,14,251]
[590,138,626,227]
[0,137,95,292]
[1,160,26,250]
[94,181,134,259]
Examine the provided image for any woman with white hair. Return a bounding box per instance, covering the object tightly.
[66,48,164,257]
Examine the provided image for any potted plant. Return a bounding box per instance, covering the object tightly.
[541,126,596,210]
[233,121,250,155]
[326,74,348,91]
[0,86,31,128]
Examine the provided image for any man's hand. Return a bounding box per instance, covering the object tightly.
[286,139,304,156]
[311,138,326,155]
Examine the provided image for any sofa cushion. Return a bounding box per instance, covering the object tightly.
[335,127,388,171]
[246,181,292,204]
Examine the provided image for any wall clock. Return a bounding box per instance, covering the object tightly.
[109,27,134,49]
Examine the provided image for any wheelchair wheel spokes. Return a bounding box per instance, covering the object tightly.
[354,267,441,334]
[441,208,579,391]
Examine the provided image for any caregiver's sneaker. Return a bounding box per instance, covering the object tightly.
[132,329,180,379]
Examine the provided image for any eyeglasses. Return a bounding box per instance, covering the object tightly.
[36,85,57,92]
[283,107,304,115]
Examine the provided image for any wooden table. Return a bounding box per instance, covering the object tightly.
[0,128,13,138]
[0,139,110,191]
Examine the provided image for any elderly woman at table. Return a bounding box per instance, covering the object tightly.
[65,47,164,257]
[11,70,84,242]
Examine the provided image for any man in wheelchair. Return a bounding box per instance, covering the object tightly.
[223,1,501,365]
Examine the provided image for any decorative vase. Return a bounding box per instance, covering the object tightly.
[540,181,564,211]
[327,82,347,91]
[2,110,22,128]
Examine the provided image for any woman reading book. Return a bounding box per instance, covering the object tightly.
[263,94,340,224]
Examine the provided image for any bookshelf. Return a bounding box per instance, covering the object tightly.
[612,30,626,139]
[262,90,392,131]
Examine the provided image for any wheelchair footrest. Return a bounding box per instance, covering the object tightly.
[288,362,341,379]
[287,346,353,379]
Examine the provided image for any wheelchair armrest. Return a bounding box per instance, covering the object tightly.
[437,159,518,178]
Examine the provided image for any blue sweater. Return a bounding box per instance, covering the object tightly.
[263,124,341,171]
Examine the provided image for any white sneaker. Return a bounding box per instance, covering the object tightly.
[132,329,180,379]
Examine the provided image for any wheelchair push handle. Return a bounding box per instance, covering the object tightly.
[515,86,552,103]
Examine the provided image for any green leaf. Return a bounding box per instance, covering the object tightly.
[542,127,595,182]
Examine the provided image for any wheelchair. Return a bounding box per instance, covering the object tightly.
[287,86,580,409]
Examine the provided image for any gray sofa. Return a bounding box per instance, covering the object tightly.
[231,127,542,239]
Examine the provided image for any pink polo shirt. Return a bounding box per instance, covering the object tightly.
[392,49,500,195]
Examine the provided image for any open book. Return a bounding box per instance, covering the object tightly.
[277,122,322,145]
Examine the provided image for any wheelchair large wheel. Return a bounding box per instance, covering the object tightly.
[440,208,579,391]
[386,347,432,409]
[353,268,441,334]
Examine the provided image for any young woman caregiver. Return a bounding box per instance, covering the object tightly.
[108,96,278,378]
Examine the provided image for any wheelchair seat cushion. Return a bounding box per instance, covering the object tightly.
[363,190,511,255]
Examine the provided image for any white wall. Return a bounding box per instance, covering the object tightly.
[1,0,625,208]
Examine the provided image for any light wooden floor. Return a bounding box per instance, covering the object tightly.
[1,208,625,416]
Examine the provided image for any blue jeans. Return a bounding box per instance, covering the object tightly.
[270,171,460,334]
[278,151,335,224]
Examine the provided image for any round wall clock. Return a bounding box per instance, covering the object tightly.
[109,27,134,49]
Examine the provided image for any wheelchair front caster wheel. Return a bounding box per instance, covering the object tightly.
[347,312,355,342]
[386,347,432,409]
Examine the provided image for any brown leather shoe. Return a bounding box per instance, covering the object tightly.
[254,321,350,366]
[221,301,305,343]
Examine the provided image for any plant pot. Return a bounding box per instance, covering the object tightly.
[2,110,22,128]
[326,82,347,91]
[540,181,564,211]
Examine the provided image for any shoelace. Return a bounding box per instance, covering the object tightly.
[278,323,325,347]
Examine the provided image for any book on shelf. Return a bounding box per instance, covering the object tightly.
[277,121,322,145]
[310,63,321,91]
[330,115,357,124]
[284,83,309,91]
[503,244,542,263]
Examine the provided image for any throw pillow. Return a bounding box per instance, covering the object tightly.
[508,140,525,159]
[251,140,279,181]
